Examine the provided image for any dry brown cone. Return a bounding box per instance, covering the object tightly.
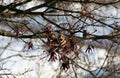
[60,33,67,46]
